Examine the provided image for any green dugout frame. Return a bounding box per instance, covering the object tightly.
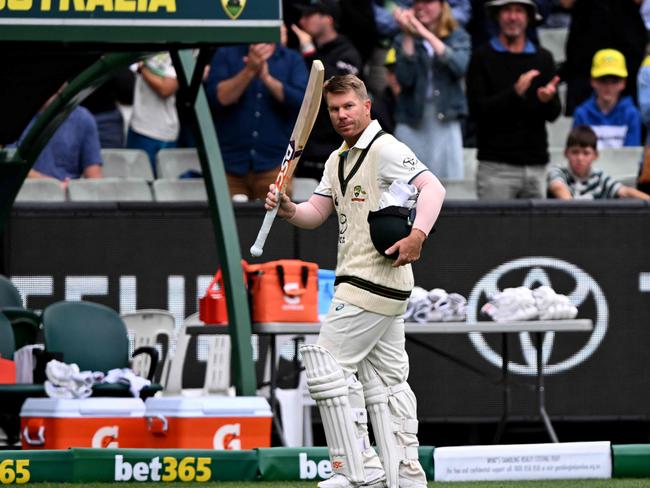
[0,0,282,395]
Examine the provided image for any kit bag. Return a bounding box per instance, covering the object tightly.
[247,260,319,323]
[198,269,228,325]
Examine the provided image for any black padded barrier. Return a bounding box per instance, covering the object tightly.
[3,200,650,422]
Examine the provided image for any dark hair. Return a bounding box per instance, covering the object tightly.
[566,125,598,150]
[323,74,369,100]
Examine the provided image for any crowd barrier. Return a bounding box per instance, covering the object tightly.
[2,200,650,423]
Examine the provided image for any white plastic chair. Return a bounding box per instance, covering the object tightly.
[15,179,66,202]
[546,116,573,148]
[152,179,207,202]
[67,178,153,201]
[121,309,176,387]
[164,313,232,396]
[462,147,477,180]
[101,149,154,181]
[442,179,478,200]
[156,148,201,179]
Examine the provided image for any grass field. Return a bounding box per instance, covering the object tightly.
[31,481,650,488]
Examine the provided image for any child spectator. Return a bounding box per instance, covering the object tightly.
[573,49,642,149]
[548,125,649,200]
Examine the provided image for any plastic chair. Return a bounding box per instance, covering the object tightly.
[156,148,201,179]
[15,180,66,202]
[538,27,568,64]
[120,309,176,386]
[292,177,319,202]
[0,275,40,350]
[546,116,573,148]
[67,178,153,201]
[0,313,46,445]
[597,147,642,178]
[152,179,207,202]
[462,147,477,180]
[42,301,162,398]
[163,313,232,396]
[101,148,154,181]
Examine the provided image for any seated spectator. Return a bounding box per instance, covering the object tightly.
[127,53,179,175]
[573,49,642,149]
[393,0,471,179]
[205,41,308,200]
[548,125,649,200]
[15,88,102,188]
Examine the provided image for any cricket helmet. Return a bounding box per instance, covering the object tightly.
[367,206,415,260]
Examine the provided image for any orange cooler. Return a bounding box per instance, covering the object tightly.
[20,397,146,449]
[144,396,272,449]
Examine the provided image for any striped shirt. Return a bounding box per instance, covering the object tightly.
[547,166,622,199]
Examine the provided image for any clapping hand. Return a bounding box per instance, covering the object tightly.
[537,76,560,103]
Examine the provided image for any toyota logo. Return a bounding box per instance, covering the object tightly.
[467,257,608,376]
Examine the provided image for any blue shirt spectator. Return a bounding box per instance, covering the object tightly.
[573,95,641,149]
[17,106,102,182]
[374,0,472,38]
[205,44,308,180]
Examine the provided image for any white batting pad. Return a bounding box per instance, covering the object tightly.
[301,344,366,483]
[358,361,419,488]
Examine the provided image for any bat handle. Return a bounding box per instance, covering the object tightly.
[250,190,281,257]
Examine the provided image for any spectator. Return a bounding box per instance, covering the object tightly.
[291,0,364,179]
[371,48,401,134]
[548,125,649,199]
[561,0,645,115]
[466,0,561,199]
[205,42,308,200]
[573,49,642,149]
[127,53,179,175]
[392,0,471,179]
[638,52,650,144]
[81,67,134,149]
[15,88,102,188]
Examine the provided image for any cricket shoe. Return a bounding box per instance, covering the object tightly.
[481,287,538,322]
[398,477,427,488]
[532,286,578,320]
[317,468,386,488]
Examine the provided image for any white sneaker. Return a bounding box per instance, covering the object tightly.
[317,468,386,488]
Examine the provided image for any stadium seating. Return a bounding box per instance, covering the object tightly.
[547,116,573,148]
[67,178,153,201]
[292,177,319,202]
[463,147,477,179]
[442,179,478,199]
[0,275,40,351]
[101,148,154,181]
[152,179,208,202]
[156,148,202,179]
[121,309,176,386]
[42,301,162,398]
[538,27,568,64]
[15,179,66,202]
[548,146,642,179]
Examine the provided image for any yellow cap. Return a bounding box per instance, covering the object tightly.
[385,47,396,66]
[591,49,628,79]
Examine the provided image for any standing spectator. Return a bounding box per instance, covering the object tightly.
[548,125,649,199]
[127,53,179,175]
[573,49,641,149]
[205,42,308,200]
[371,48,401,134]
[15,87,102,188]
[561,0,645,115]
[638,53,650,144]
[392,0,471,179]
[81,67,134,149]
[466,0,561,199]
[291,0,364,179]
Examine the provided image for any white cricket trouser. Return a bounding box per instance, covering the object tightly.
[317,299,426,484]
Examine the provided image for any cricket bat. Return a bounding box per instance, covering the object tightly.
[250,60,325,257]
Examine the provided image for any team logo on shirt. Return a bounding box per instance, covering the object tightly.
[402,157,418,171]
[351,185,367,203]
[221,0,246,20]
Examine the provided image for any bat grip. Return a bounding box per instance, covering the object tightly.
[250,189,281,257]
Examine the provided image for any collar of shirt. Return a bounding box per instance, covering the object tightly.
[489,35,536,54]
[337,119,382,157]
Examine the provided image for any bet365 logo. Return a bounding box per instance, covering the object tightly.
[299,453,332,480]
